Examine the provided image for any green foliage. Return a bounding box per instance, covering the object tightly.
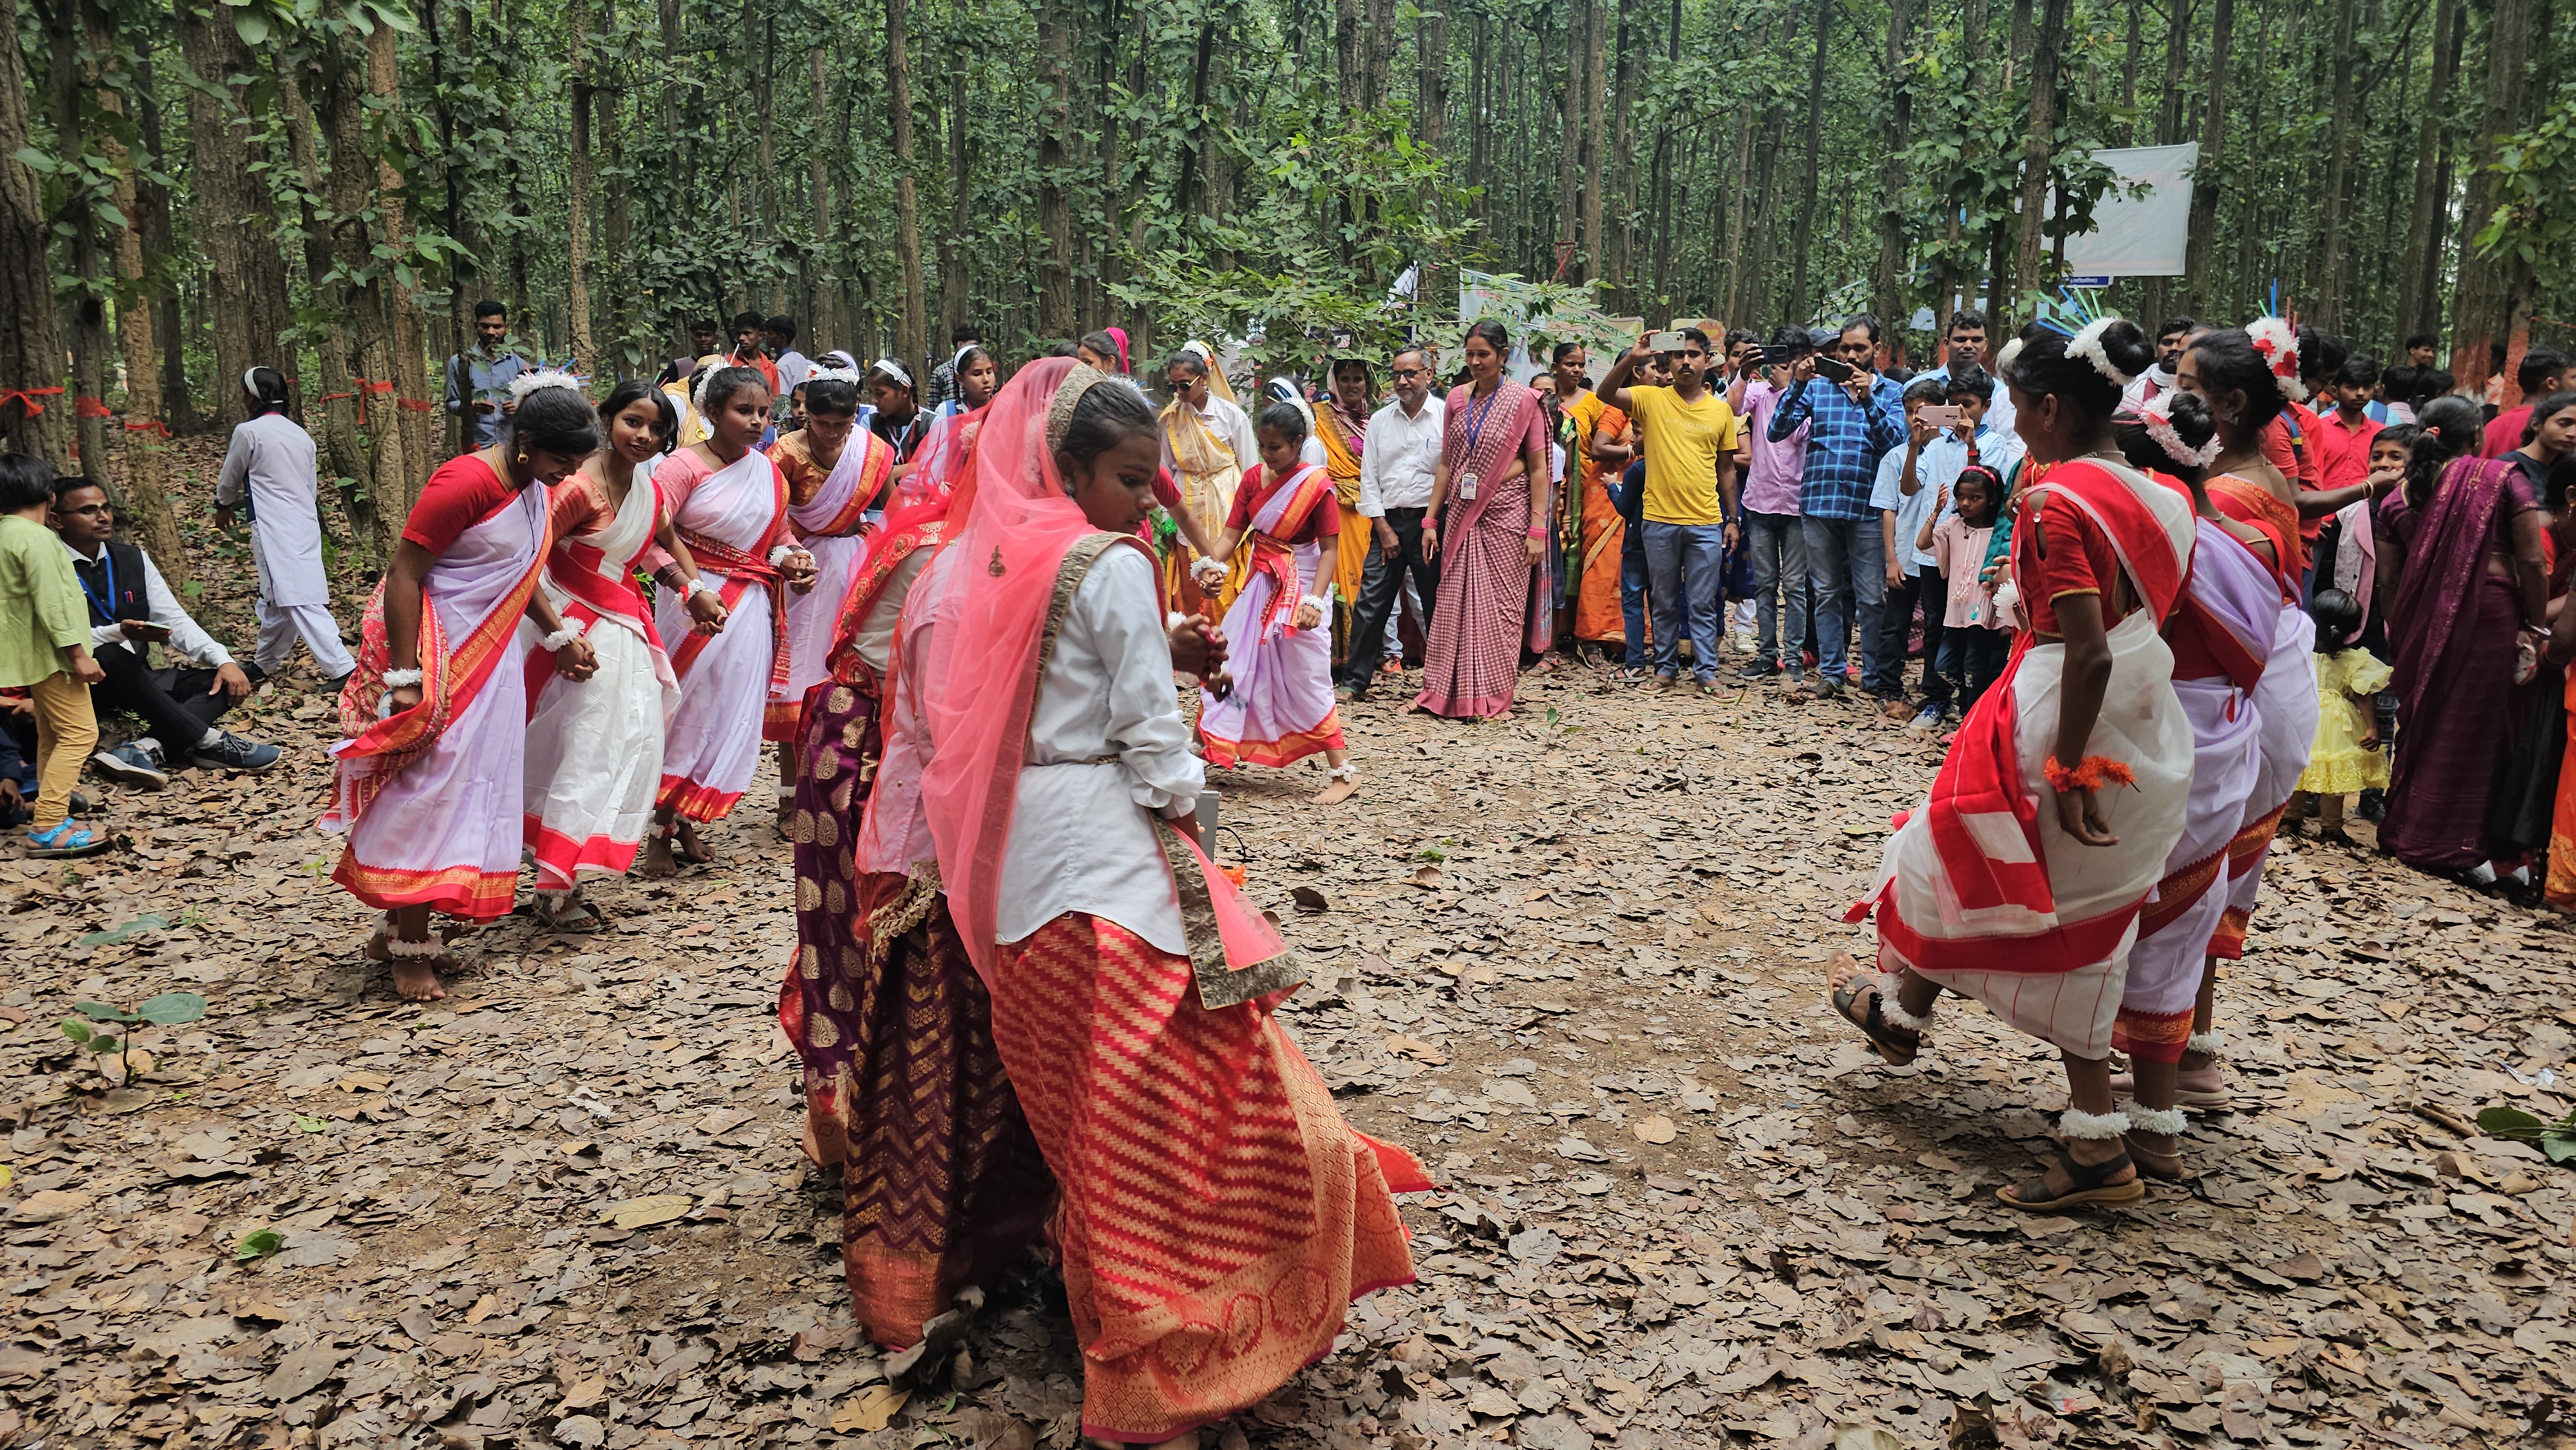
[2474,1106,2576,1165]
[2477,85,2576,294]
[235,1229,285,1261]
[56,993,207,1086]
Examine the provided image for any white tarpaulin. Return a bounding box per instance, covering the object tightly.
[2052,142,2198,278]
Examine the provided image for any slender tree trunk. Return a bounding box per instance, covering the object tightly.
[1603,0,1638,308]
[49,0,108,472]
[1788,0,1827,319]
[752,5,777,308]
[370,25,433,500]
[941,49,971,348]
[1555,0,1586,275]
[0,0,66,462]
[2450,0,2535,391]
[279,58,367,514]
[1467,12,1488,220]
[2121,0,2143,131]
[2311,0,2360,329]
[601,6,631,375]
[1036,0,1074,337]
[2011,0,2070,309]
[97,38,185,579]
[319,35,406,557]
[1579,0,1607,283]
[180,6,255,427]
[133,59,189,435]
[2395,0,2461,342]
[1874,0,1912,331]
[568,0,597,372]
[431,0,469,445]
[2181,0,2235,314]
[1416,0,1448,153]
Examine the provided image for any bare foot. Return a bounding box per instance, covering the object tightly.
[641,833,679,879]
[1312,771,1359,805]
[392,957,448,1002]
[676,818,714,863]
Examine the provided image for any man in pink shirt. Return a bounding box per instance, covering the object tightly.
[1728,326,1813,681]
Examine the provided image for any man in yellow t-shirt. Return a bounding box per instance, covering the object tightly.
[1596,326,1743,692]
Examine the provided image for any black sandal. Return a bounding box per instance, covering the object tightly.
[1997,1149,2146,1210]
[1830,975,1922,1066]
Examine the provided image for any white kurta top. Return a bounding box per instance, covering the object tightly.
[995,544,1206,956]
[213,413,330,608]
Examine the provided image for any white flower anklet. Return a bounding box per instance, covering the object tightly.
[2126,1105,2189,1136]
[383,937,444,960]
[1875,974,1932,1033]
[2059,1107,2132,1140]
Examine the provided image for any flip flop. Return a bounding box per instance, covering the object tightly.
[1997,1149,2146,1210]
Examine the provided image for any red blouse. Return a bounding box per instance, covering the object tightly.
[402,455,524,556]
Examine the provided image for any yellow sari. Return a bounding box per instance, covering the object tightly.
[1312,402,1372,665]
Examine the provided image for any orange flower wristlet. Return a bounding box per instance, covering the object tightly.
[2043,755,2137,793]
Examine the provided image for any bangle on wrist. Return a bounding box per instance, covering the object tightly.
[380,667,424,688]
[538,620,587,651]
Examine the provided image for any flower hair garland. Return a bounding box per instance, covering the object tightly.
[2247,317,2307,402]
[507,368,587,404]
[2140,397,2222,469]
[2033,288,2134,386]
[805,365,864,386]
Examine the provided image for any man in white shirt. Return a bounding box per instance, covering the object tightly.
[766,314,811,401]
[52,479,282,787]
[1336,346,1446,697]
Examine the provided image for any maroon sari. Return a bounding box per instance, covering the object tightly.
[2382,455,2543,869]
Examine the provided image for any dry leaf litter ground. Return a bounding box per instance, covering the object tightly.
[5,458,2574,1450]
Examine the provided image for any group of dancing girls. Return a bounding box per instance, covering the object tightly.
[321,340,1004,1002]
[1828,312,2353,1207]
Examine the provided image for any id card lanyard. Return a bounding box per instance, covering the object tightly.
[75,547,118,626]
[1456,385,1503,501]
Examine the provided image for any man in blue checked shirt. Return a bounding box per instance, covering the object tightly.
[1768,313,1906,699]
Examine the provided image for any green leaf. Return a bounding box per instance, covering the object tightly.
[231,8,270,43]
[79,914,167,946]
[2475,1106,2547,1139]
[292,1115,328,1133]
[2544,1136,2576,1164]
[137,992,207,1026]
[87,1034,120,1054]
[59,1019,91,1044]
[235,1229,284,1261]
[74,1000,141,1023]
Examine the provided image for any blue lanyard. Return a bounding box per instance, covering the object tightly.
[1459,386,1503,461]
[75,548,117,626]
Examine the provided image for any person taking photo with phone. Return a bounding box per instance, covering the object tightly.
[1597,326,1743,693]
[1770,314,1906,699]
[53,478,281,787]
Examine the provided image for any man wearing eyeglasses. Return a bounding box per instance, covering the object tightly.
[50,479,281,786]
[1336,346,1446,699]
[1768,314,1906,700]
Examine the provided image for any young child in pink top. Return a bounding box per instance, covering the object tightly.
[1918,462,2011,716]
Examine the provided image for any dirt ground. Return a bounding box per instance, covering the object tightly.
[4,456,2575,1449]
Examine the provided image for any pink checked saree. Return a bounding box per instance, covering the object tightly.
[1199,463,1347,768]
[1414,380,1549,718]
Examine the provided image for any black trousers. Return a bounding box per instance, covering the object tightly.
[92,643,238,748]
[1337,506,1439,688]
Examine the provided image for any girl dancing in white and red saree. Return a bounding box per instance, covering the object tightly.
[1193,400,1356,800]
[1833,319,2196,1211]
[767,365,897,813]
[520,382,729,927]
[639,366,816,874]
[323,373,603,1001]
[900,359,1424,1447]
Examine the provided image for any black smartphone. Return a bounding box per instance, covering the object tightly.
[1813,355,1855,384]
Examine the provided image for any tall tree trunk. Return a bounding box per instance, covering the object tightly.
[96,29,185,579]
[279,57,368,514]
[178,3,252,426]
[752,5,777,307]
[2450,0,2535,392]
[431,0,469,446]
[2311,0,2360,330]
[2010,0,2070,311]
[48,0,109,473]
[370,25,433,502]
[2140,0,2192,326]
[1036,0,1074,337]
[1578,0,1607,283]
[2181,0,2235,315]
[1416,0,1447,152]
[0,0,66,464]
[318,35,406,557]
[1873,0,1912,332]
[133,58,189,435]
[1555,0,1586,275]
[887,0,923,365]
[2395,0,2461,342]
[1787,0,1826,319]
[940,48,970,349]
[1466,12,1488,220]
[601,5,631,375]
[1603,0,1638,308]
[567,0,598,371]
[2121,0,2143,131]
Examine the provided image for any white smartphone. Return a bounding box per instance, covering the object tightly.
[1918,404,1962,428]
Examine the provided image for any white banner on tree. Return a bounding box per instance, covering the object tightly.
[2052,142,2199,278]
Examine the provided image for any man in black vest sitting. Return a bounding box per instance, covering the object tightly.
[50,478,281,787]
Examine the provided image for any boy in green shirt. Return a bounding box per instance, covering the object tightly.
[0,453,108,855]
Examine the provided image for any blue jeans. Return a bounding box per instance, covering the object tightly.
[1801,514,1884,682]
[1743,510,1806,665]
[1938,623,2010,715]
[1620,520,1651,666]
[1642,521,1727,679]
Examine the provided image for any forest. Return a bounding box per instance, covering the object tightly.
[3,0,2575,558]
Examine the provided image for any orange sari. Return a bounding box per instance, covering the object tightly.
[1574,404,1629,643]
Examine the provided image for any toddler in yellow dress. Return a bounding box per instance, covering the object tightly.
[2294,587,2389,840]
